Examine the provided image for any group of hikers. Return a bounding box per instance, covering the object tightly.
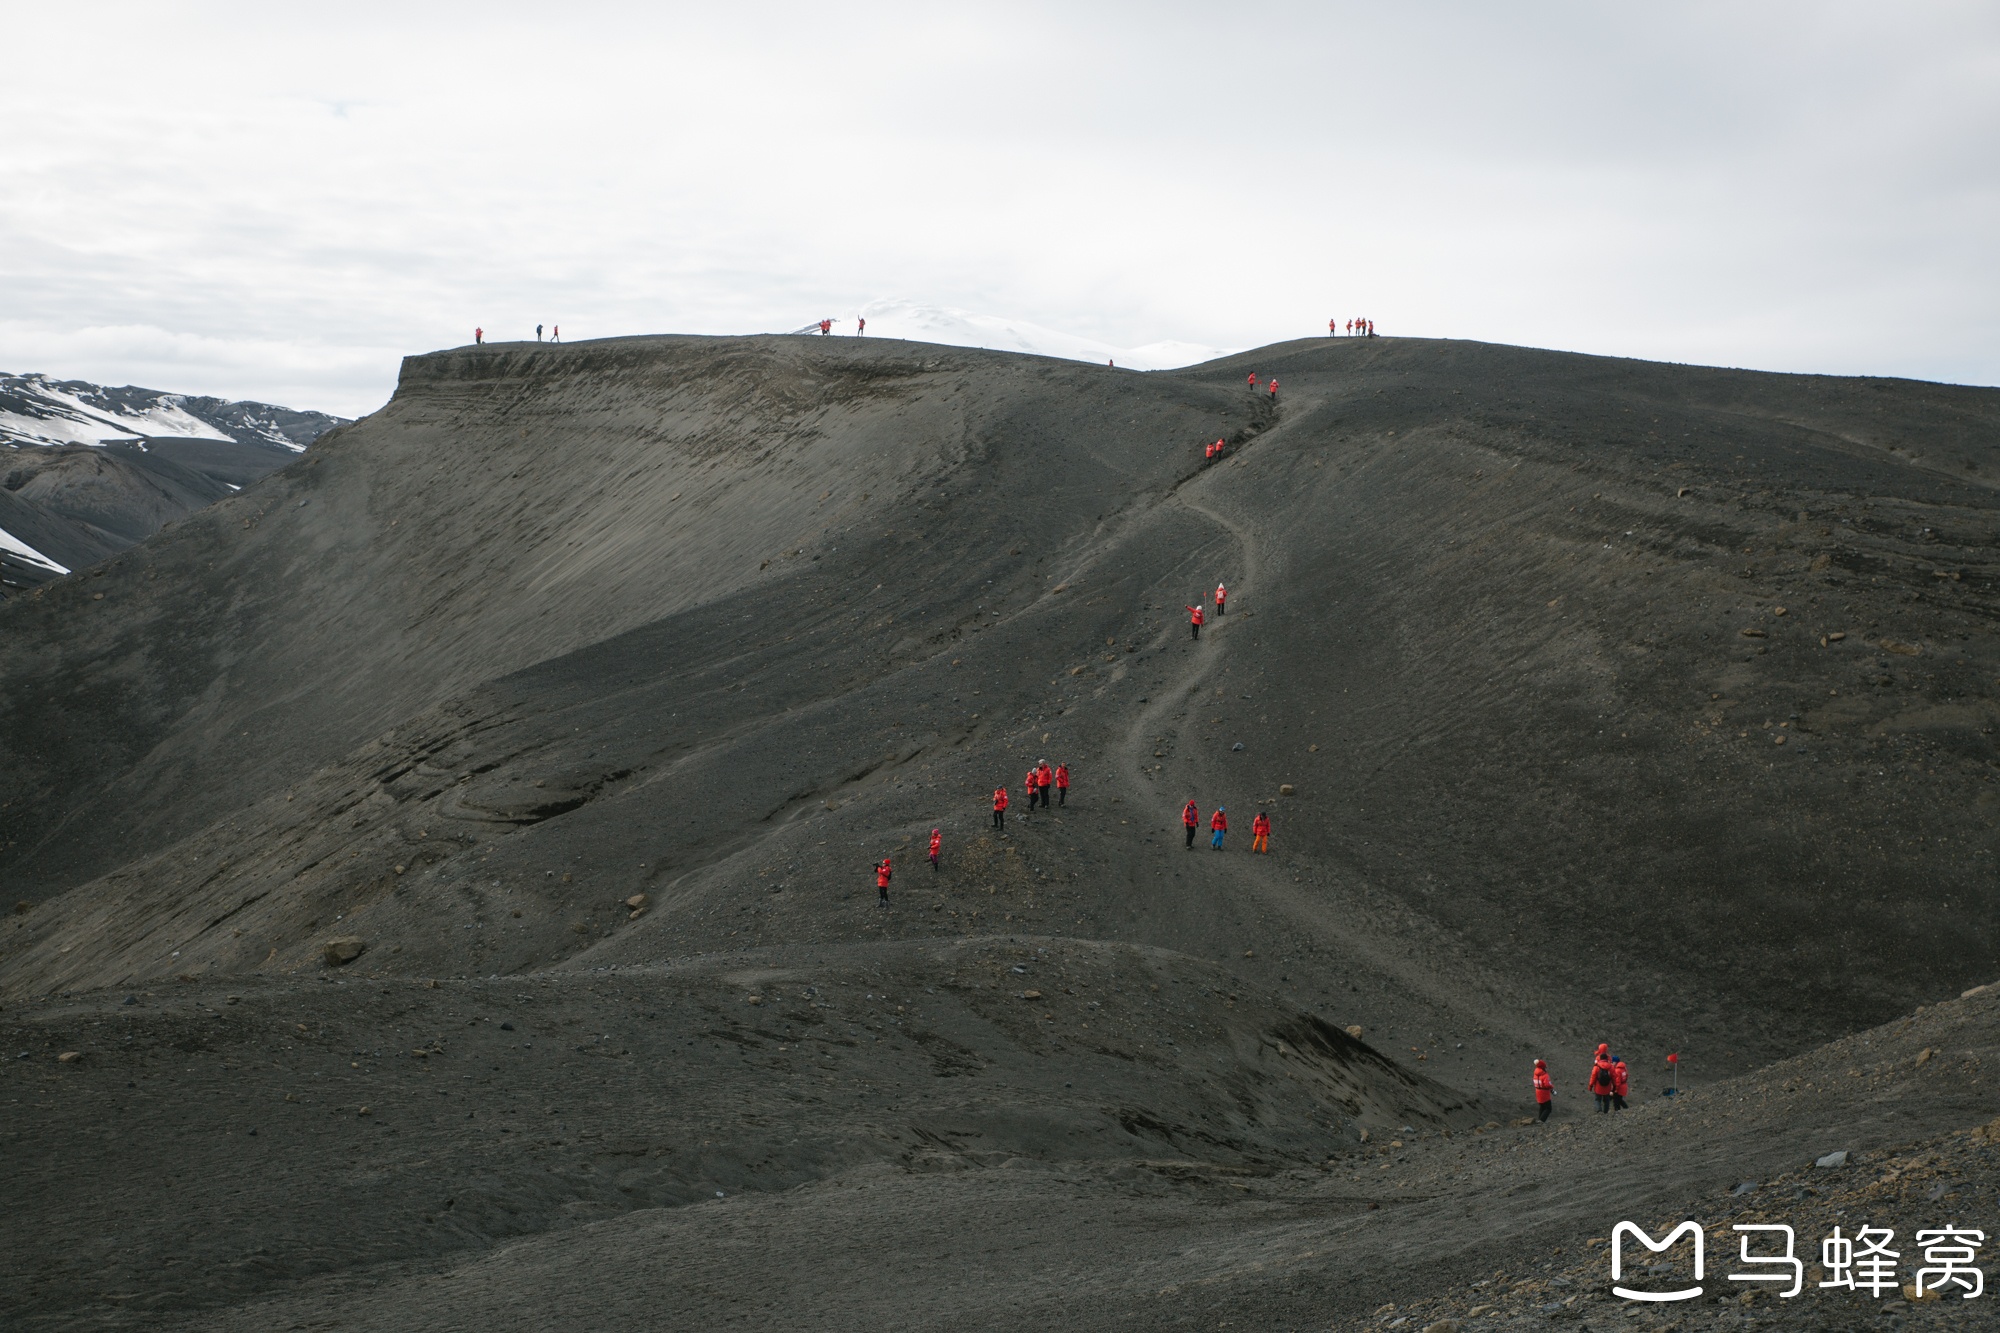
[1244,372,1279,400]
[1532,1044,1632,1120]
[990,758,1071,831]
[1180,799,1273,853]
[817,318,865,335]
[1332,318,1376,337]
[470,325,560,345]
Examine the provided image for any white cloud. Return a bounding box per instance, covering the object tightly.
[1,0,1994,418]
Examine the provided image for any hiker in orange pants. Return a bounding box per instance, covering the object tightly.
[1251,811,1270,853]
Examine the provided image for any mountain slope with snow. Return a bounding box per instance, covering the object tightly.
[822,298,1237,370]
[0,372,348,593]
[0,372,347,452]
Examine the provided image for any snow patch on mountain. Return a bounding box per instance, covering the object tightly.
[0,523,69,575]
[839,299,1236,371]
[0,372,347,452]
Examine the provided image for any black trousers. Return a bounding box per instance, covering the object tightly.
[1537,1100,1552,1122]
[1190,623,1200,639]
[1057,787,1066,806]
[993,810,1004,829]
[1216,603,1225,616]
[1595,1094,1612,1114]
[1185,825,1196,848]
[1613,1094,1628,1111]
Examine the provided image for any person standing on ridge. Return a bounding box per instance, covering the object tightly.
[1209,806,1228,850]
[928,828,942,872]
[1205,441,1216,461]
[1612,1058,1630,1111]
[819,319,831,335]
[1214,582,1227,616]
[1328,318,1336,337]
[875,856,892,905]
[1054,762,1069,806]
[858,317,866,336]
[1251,810,1270,853]
[1182,800,1200,849]
[552,325,560,342]
[475,327,483,345]
[536,324,543,342]
[1186,603,1204,639]
[1345,319,1353,336]
[1588,1044,1616,1113]
[992,785,1008,830]
[1367,319,1375,337]
[1533,1059,1554,1122]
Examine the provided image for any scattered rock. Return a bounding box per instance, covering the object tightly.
[1733,1181,1759,1195]
[1961,981,1998,999]
[1308,744,1320,752]
[1828,631,1845,641]
[1510,1117,1535,1127]
[1346,1025,1364,1038]
[1243,950,1254,958]
[1905,1284,1940,1302]
[323,936,367,966]
[1774,607,1787,616]
[123,996,138,1006]
[1739,628,1767,638]
[500,1022,514,1031]
[1774,734,1787,745]
[226,995,240,1005]
[1423,1321,1461,1333]
[1677,487,1692,498]
[1882,639,1921,656]
[1279,784,1295,796]
[745,995,763,1005]
[1022,990,1042,1000]
[1231,742,1245,751]
[1914,1048,1934,1068]
[358,1106,371,1116]
[394,864,406,875]
[626,894,650,910]
[58,1051,81,1063]
[1815,1150,1849,1168]
[1467,1305,1495,1317]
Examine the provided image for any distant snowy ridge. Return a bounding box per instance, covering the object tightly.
[0,372,348,452]
[800,299,1237,371]
[0,524,68,575]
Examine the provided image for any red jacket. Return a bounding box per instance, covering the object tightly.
[1187,605,1204,626]
[1613,1062,1629,1097]
[1025,770,1038,794]
[1182,802,1199,827]
[928,832,941,855]
[1534,1066,1553,1103]
[1589,1058,1616,1095]
[1246,373,1256,387]
[1251,813,1269,836]
[1210,809,1227,831]
[1054,765,1069,788]
[876,860,892,888]
[1037,763,1053,790]
[1215,584,1227,606]
[993,787,1008,811]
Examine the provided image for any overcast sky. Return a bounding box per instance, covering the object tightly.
[5,1,1996,417]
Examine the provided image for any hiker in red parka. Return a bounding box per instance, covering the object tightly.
[1588,1043,1616,1114]
[1246,372,1257,389]
[1268,378,1279,400]
[1182,800,1200,849]
[875,856,892,905]
[1215,582,1227,616]
[475,327,483,345]
[1054,763,1070,806]
[1251,811,1270,853]
[1024,768,1039,815]
[1209,806,1228,850]
[992,786,1008,830]
[1036,760,1054,809]
[1186,604,1204,640]
[1533,1059,1554,1122]
[1612,1059,1630,1111]
[1329,318,1336,336]
[819,319,831,335]
[857,317,866,336]
[928,828,942,872]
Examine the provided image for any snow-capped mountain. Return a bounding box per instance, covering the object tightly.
[1,372,349,594]
[818,299,1237,370]
[0,372,347,451]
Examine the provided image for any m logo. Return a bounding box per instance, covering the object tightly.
[1611,1221,1705,1302]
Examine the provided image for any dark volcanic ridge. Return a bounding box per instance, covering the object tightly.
[2,332,1996,1331]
